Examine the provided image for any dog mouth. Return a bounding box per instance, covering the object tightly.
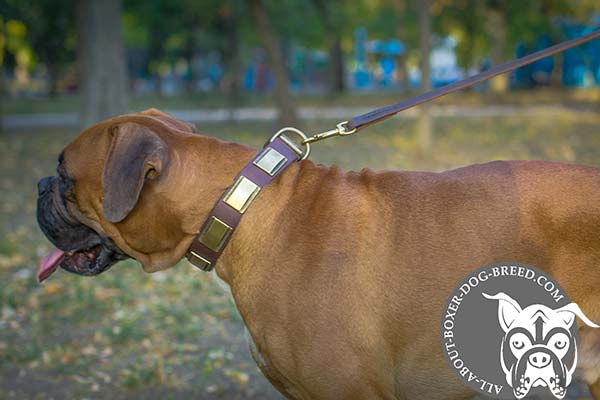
[39,241,126,282]
[511,348,567,399]
[37,175,128,282]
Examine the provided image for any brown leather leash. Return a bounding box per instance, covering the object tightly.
[187,29,600,272]
[301,28,600,148]
[344,29,600,134]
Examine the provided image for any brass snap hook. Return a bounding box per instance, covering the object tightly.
[301,120,358,145]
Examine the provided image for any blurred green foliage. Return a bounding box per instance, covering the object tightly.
[0,17,33,70]
[1,0,75,94]
[0,0,598,96]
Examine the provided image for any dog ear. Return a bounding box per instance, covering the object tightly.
[483,292,522,332]
[102,122,169,223]
[555,303,599,329]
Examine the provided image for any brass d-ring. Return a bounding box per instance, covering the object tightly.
[269,127,311,160]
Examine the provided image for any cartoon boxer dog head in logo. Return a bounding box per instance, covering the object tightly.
[483,292,599,399]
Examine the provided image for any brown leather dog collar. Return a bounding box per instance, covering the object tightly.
[186,128,307,271]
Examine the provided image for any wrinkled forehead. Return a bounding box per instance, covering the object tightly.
[61,123,113,177]
[512,305,572,337]
[61,112,196,178]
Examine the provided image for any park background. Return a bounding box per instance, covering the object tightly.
[1,0,600,398]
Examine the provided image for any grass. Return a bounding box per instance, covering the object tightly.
[0,105,599,398]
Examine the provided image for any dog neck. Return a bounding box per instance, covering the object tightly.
[176,134,254,231]
[179,133,316,284]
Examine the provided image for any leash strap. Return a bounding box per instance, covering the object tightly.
[301,29,600,145]
[187,129,306,271]
[346,29,600,132]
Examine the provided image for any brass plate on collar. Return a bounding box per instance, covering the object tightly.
[199,216,232,252]
[187,251,212,271]
[224,176,261,213]
[253,148,287,176]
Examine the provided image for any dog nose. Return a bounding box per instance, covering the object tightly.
[528,351,551,369]
[38,176,54,196]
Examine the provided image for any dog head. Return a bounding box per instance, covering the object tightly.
[36,109,211,281]
[483,292,599,399]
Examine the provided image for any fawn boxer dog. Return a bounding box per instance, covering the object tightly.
[36,109,600,399]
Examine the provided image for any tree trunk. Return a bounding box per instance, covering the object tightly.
[148,29,166,97]
[394,0,409,92]
[418,0,432,152]
[330,36,345,93]
[397,51,409,93]
[183,35,196,94]
[248,0,297,126]
[47,61,60,97]
[78,0,128,128]
[221,2,242,121]
[485,2,508,93]
[551,52,563,88]
[313,0,345,94]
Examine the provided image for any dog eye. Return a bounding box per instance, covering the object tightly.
[509,332,531,353]
[512,340,524,350]
[56,163,66,178]
[56,168,76,202]
[548,332,570,353]
[554,340,566,350]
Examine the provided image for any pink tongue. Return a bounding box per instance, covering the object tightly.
[38,249,66,283]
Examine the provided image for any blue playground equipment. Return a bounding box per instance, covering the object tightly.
[513,18,600,89]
